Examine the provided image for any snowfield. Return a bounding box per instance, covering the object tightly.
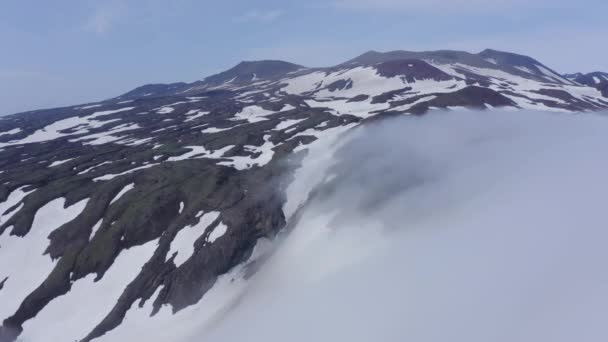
[0,198,88,321]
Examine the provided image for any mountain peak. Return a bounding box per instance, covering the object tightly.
[204,60,305,85]
[477,49,541,66]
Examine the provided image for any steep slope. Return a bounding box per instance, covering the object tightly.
[0,48,607,342]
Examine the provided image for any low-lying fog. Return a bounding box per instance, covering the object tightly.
[196,109,608,342]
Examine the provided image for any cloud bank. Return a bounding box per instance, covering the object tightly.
[194,110,608,342]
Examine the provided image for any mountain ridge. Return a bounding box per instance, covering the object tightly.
[112,48,592,102]
[0,47,607,342]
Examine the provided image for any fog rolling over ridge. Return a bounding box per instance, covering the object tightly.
[196,110,608,342]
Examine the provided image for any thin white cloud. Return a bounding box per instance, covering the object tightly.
[234,9,284,23]
[84,2,126,35]
[334,0,565,11]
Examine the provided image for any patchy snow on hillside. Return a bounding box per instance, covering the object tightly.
[0,198,88,321]
[232,106,277,123]
[207,222,228,243]
[110,183,135,205]
[168,212,220,267]
[20,238,159,342]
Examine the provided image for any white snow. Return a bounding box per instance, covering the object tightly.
[0,107,134,147]
[305,98,389,118]
[281,71,327,94]
[312,67,406,98]
[89,219,103,241]
[110,183,135,205]
[593,76,601,84]
[536,64,573,84]
[281,104,297,111]
[179,202,185,214]
[2,117,87,146]
[167,146,210,162]
[48,158,75,167]
[0,198,88,321]
[168,145,234,162]
[218,135,275,170]
[202,126,237,134]
[0,128,22,137]
[424,62,602,109]
[82,107,136,120]
[0,186,34,226]
[20,238,159,342]
[71,123,140,145]
[232,106,277,123]
[167,212,220,267]
[503,94,571,113]
[390,95,438,113]
[185,110,210,122]
[93,164,157,181]
[274,118,306,131]
[207,222,227,243]
[77,161,113,175]
[123,137,154,146]
[78,104,102,110]
[157,107,175,114]
[93,263,248,342]
[514,66,534,74]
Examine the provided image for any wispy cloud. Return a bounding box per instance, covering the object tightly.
[334,0,565,12]
[84,1,127,35]
[234,9,284,23]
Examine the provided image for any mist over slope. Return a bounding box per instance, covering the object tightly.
[194,110,608,342]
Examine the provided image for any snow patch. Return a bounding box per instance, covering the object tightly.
[0,198,88,321]
[168,212,220,267]
[232,106,277,123]
[110,183,135,205]
[0,128,22,137]
[49,158,76,167]
[20,238,159,342]
[93,164,157,181]
[207,222,227,243]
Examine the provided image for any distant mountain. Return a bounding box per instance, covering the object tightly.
[114,48,606,113]
[203,60,304,85]
[565,71,608,97]
[0,48,607,342]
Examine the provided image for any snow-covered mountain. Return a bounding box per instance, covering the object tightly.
[0,48,607,342]
[564,71,608,97]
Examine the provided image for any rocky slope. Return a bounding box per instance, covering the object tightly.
[0,48,606,342]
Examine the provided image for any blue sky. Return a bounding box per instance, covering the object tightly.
[1,0,606,115]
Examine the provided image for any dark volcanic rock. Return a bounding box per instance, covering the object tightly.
[375,59,454,82]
